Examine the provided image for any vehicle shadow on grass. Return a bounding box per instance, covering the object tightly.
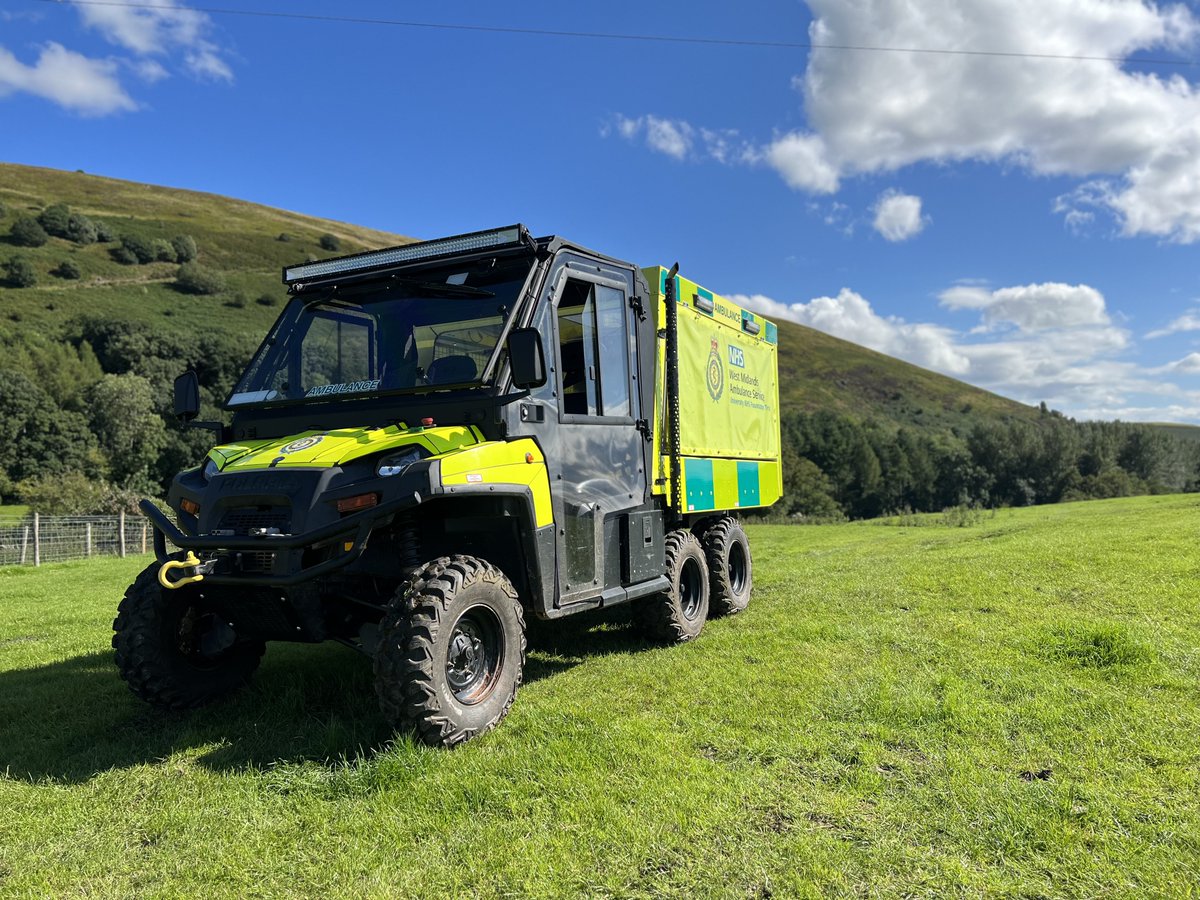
[0,613,651,784]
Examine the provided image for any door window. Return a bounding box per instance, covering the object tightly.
[556,278,631,417]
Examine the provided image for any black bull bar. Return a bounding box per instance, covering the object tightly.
[139,492,422,587]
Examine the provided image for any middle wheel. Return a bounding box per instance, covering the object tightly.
[374,555,526,748]
[635,529,710,644]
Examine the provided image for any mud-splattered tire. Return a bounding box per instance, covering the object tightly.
[702,516,753,617]
[374,555,526,748]
[634,530,710,644]
[112,559,265,710]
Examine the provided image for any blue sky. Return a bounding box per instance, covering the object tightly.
[3,0,1200,422]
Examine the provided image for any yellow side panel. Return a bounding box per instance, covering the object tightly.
[439,439,553,528]
[642,266,783,511]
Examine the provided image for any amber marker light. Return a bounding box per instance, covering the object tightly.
[336,493,379,514]
[180,498,200,516]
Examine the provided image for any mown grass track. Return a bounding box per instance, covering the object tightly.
[1,495,1197,897]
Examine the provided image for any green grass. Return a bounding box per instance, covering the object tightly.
[2,495,1197,896]
[0,505,28,519]
[2,508,1200,897]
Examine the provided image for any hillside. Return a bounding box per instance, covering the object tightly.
[0,163,410,337]
[774,318,1040,431]
[0,162,1038,433]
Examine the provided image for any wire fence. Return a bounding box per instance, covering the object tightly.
[0,513,153,567]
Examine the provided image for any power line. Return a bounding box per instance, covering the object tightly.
[37,0,1200,68]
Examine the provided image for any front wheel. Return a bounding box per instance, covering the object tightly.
[112,559,265,710]
[374,555,526,748]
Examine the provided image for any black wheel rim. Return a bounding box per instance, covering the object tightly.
[445,605,504,705]
[679,556,704,621]
[728,540,748,595]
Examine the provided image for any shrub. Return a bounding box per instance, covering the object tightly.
[319,233,341,252]
[225,292,248,309]
[16,471,106,515]
[94,220,117,242]
[110,245,138,265]
[37,203,71,237]
[3,256,36,287]
[152,238,176,262]
[174,262,225,295]
[171,234,197,263]
[276,232,291,242]
[119,234,156,264]
[0,200,7,218]
[10,216,49,247]
[255,293,278,307]
[65,213,98,245]
[53,259,82,280]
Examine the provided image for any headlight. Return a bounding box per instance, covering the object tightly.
[376,446,425,477]
[202,457,220,481]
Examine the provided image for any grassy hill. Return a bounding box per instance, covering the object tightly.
[0,162,1038,432]
[0,163,411,337]
[774,318,1041,431]
[2,496,1197,895]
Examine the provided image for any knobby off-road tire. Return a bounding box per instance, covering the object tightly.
[634,529,710,644]
[112,559,265,710]
[374,555,526,748]
[702,516,753,617]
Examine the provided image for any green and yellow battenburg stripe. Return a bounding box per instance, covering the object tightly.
[643,266,783,515]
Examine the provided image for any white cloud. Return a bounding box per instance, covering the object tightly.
[132,59,169,83]
[732,288,971,374]
[610,114,753,165]
[731,281,1164,418]
[1167,352,1200,374]
[790,0,1200,241]
[938,282,1110,331]
[872,190,927,241]
[615,1,1200,242]
[760,132,840,194]
[71,0,232,83]
[0,42,135,115]
[1146,311,1200,338]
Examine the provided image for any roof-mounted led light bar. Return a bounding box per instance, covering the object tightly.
[283,224,528,285]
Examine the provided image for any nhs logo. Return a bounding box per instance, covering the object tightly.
[728,345,745,368]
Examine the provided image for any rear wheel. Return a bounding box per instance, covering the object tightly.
[703,516,753,616]
[634,529,710,643]
[374,555,526,748]
[112,559,265,710]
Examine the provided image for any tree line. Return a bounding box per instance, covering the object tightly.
[0,316,1196,517]
[771,409,1199,521]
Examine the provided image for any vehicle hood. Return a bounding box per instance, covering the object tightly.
[208,423,484,471]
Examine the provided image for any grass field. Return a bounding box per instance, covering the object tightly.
[1,495,1198,897]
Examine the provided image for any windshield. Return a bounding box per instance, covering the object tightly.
[228,260,531,408]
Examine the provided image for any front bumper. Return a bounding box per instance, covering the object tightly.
[144,459,440,587]
[141,491,426,587]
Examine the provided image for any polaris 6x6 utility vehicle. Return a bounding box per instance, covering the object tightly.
[117,225,782,746]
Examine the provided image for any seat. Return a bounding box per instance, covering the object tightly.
[425,354,478,385]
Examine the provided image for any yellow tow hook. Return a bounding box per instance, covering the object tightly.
[158,551,206,590]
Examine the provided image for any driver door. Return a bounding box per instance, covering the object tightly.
[518,256,647,607]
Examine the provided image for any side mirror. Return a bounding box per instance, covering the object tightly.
[173,370,201,422]
[507,328,547,389]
